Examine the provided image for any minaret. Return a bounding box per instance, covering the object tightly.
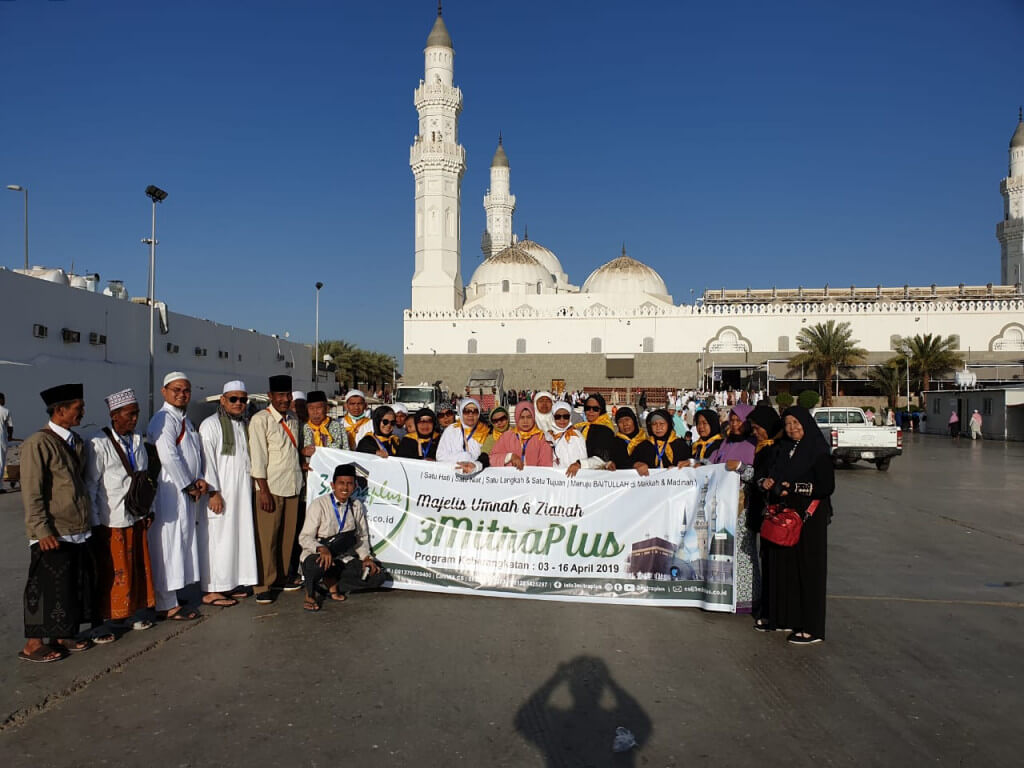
[410,3,467,311]
[997,108,1024,286]
[481,134,515,258]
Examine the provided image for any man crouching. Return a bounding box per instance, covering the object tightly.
[298,463,387,612]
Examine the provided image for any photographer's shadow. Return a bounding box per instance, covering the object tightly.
[515,656,652,767]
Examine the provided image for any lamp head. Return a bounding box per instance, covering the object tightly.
[315,281,323,290]
[145,185,168,203]
[6,185,23,191]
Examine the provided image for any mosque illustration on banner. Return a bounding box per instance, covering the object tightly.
[626,476,734,583]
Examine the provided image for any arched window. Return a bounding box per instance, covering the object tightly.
[516,338,527,354]
[642,337,654,353]
[502,280,510,293]
[591,337,602,354]
[467,338,478,354]
[778,335,790,352]
[537,281,543,294]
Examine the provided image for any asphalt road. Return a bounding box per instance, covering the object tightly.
[1,432,1021,767]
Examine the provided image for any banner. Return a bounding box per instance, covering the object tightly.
[308,450,740,612]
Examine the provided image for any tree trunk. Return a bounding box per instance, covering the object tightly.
[920,373,930,408]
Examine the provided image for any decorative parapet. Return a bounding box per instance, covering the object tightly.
[410,139,466,174]
[404,298,1024,322]
[414,82,463,111]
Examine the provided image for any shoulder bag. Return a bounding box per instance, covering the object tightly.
[103,428,157,520]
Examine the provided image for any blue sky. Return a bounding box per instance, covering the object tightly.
[1,0,1021,363]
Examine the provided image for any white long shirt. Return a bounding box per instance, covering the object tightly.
[437,422,483,463]
[85,430,149,528]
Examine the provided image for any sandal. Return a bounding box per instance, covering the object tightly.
[303,596,321,612]
[91,629,116,645]
[18,646,66,663]
[55,638,93,653]
[753,620,771,632]
[228,587,252,600]
[132,619,154,631]
[327,586,347,602]
[201,594,238,608]
[158,606,201,622]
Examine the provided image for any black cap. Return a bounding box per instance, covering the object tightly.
[332,463,356,480]
[40,383,83,407]
[307,390,328,404]
[268,375,292,393]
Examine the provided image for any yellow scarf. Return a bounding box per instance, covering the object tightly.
[555,427,580,443]
[581,412,615,438]
[648,431,679,466]
[618,429,649,456]
[307,417,336,448]
[455,420,490,446]
[372,432,400,454]
[343,413,370,444]
[691,433,723,460]
[755,430,782,454]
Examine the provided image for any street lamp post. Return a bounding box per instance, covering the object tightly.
[5,185,28,269]
[905,348,913,412]
[144,185,167,420]
[314,282,323,383]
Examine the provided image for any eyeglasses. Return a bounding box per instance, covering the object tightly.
[491,415,509,423]
[584,405,602,412]
[463,409,479,415]
[554,413,571,421]
[226,396,248,404]
[380,419,395,426]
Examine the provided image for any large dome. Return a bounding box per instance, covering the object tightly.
[582,247,670,299]
[517,237,567,285]
[468,243,556,297]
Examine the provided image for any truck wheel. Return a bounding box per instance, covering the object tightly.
[875,458,890,472]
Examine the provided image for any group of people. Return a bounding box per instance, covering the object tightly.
[18,374,388,664]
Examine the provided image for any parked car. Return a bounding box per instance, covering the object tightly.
[811,407,902,471]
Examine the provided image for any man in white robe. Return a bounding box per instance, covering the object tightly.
[197,380,258,606]
[146,372,206,620]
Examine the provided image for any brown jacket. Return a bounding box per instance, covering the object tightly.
[21,429,91,541]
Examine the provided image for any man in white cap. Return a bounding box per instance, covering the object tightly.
[392,403,409,439]
[341,389,372,447]
[197,381,259,607]
[146,372,206,621]
[85,388,155,635]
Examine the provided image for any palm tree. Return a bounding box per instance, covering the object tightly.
[788,320,866,406]
[867,361,902,410]
[896,334,961,407]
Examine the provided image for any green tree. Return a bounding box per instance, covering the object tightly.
[896,333,961,407]
[775,391,794,409]
[788,320,866,406]
[797,390,820,409]
[867,361,902,410]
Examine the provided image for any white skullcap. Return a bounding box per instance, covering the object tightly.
[105,388,137,412]
[163,371,189,386]
[222,380,247,394]
[292,390,307,401]
[392,403,409,414]
[345,389,365,401]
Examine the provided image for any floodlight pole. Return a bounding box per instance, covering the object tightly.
[5,185,28,269]
[144,185,167,420]
[314,282,323,383]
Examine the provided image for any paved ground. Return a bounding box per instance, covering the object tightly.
[1,432,1022,767]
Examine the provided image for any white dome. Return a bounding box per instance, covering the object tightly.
[582,248,670,299]
[468,243,556,297]
[517,238,567,285]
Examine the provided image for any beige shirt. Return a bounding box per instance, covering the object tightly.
[299,493,372,562]
[248,406,302,497]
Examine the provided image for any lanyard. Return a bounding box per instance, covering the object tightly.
[518,434,531,462]
[462,424,473,451]
[420,438,433,459]
[329,495,351,531]
[373,436,393,455]
[655,439,668,466]
[121,436,136,471]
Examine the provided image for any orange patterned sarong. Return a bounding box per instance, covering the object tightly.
[92,522,155,620]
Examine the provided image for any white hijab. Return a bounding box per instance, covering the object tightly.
[533,391,556,436]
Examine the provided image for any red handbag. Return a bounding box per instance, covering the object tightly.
[760,500,819,547]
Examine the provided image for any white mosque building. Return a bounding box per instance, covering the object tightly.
[404,8,1024,395]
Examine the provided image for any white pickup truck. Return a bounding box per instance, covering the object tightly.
[811,407,902,471]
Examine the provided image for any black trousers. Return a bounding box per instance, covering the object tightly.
[24,541,96,638]
[301,532,387,598]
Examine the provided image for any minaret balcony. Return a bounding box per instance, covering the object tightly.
[410,139,467,173]
[414,82,463,111]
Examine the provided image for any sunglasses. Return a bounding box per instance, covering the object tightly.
[439,411,454,417]
[418,417,435,424]
[379,419,395,426]
[226,396,248,404]
[463,409,479,415]
[554,413,571,420]
[492,415,509,423]
[584,405,602,412]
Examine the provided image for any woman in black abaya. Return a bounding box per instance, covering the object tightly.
[755,405,834,644]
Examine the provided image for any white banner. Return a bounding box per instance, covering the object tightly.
[308,450,740,611]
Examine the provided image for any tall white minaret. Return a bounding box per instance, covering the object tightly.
[481,134,515,258]
[997,108,1024,286]
[410,3,467,311]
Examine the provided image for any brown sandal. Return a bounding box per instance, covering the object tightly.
[303,596,321,612]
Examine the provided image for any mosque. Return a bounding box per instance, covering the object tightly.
[403,8,1024,395]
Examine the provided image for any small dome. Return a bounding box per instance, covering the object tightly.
[582,247,670,298]
[426,12,453,48]
[518,237,566,284]
[491,142,509,168]
[1012,113,1024,149]
[468,243,556,294]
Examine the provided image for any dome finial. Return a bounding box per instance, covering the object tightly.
[1019,106,1023,123]
[438,0,443,17]
[498,130,503,146]
[622,242,627,258]
[524,224,528,240]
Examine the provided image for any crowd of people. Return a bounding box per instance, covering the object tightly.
[19,376,841,663]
